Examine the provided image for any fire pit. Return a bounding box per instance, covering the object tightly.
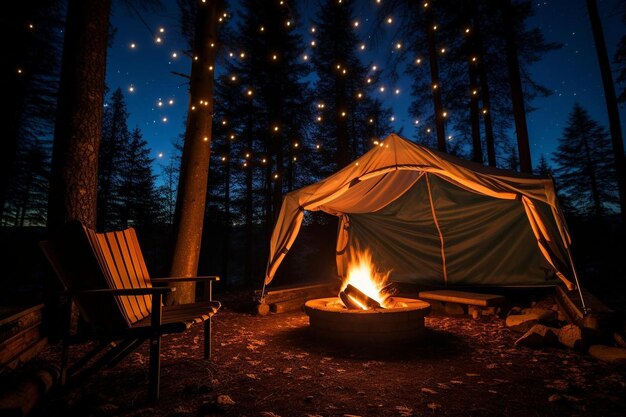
[304,247,430,345]
[304,297,430,345]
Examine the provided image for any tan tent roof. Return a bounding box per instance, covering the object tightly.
[265,133,575,290]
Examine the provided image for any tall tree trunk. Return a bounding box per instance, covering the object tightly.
[335,75,350,168]
[425,4,446,152]
[587,0,626,223]
[501,0,531,173]
[244,103,254,285]
[469,61,482,164]
[471,0,496,166]
[47,0,111,233]
[221,140,231,283]
[169,0,219,304]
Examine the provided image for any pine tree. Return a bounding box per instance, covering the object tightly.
[117,128,160,227]
[552,104,618,218]
[535,154,553,177]
[98,88,131,229]
[1,0,63,224]
[310,0,392,175]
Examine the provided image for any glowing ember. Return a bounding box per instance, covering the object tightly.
[340,247,392,309]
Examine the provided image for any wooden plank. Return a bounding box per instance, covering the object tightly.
[418,290,505,307]
[0,325,41,365]
[256,281,340,304]
[0,305,44,327]
[1,338,48,373]
[0,305,43,342]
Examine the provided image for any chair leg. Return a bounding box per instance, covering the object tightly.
[148,334,161,401]
[204,317,211,360]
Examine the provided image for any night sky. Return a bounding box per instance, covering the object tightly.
[105,0,626,179]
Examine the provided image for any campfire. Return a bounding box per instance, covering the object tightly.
[338,248,393,310]
[304,247,431,345]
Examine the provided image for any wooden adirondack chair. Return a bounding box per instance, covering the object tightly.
[40,220,220,400]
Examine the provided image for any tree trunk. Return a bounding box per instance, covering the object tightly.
[587,0,626,224]
[471,0,496,166]
[244,104,254,285]
[425,5,446,152]
[169,0,219,304]
[335,75,350,168]
[221,137,231,283]
[47,0,111,234]
[501,0,531,173]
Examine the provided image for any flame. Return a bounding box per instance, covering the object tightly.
[341,247,392,309]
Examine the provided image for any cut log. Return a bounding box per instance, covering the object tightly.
[269,298,306,314]
[0,365,59,417]
[339,292,361,310]
[342,284,381,310]
[418,290,505,307]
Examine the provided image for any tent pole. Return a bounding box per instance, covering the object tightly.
[565,246,588,315]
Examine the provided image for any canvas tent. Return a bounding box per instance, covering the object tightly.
[264,133,578,293]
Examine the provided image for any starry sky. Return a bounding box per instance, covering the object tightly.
[105,0,626,178]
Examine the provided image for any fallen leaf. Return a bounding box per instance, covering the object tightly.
[427,402,441,411]
[217,394,235,405]
[395,405,413,416]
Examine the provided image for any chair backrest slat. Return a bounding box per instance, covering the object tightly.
[87,227,152,324]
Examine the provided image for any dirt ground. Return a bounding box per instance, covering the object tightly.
[33,294,626,417]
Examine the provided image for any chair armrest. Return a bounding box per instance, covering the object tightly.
[79,287,175,296]
[151,276,220,283]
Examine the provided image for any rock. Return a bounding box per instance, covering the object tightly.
[505,314,539,333]
[558,324,587,351]
[428,300,445,313]
[521,307,558,322]
[614,332,626,349]
[588,345,626,364]
[514,324,560,348]
[444,303,466,316]
[507,306,523,316]
[468,306,481,319]
[507,308,560,333]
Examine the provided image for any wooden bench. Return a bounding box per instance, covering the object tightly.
[418,290,505,307]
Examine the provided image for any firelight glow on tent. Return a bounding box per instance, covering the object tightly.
[263,133,580,296]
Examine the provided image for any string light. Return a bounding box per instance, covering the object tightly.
[472,89,478,95]
[155,37,162,43]
[203,136,209,141]
[168,99,174,105]
[222,156,227,161]
[311,40,316,47]
[316,144,320,149]
[231,75,237,81]
[28,23,34,29]
[158,152,164,158]
[414,119,420,124]
[482,109,488,114]
[416,58,422,64]
[471,56,477,62]
[128,85,135,92]
[440,48,446,54]
[260,26,265,32]
[273,125,279,131]
[303,54,309,60]
[432,83,438,90]
[341,111,346,117]
[286,21,291,27]
[171,52,177,58]
[230,134,235,139]
[395,42,402,49]
[387,17,393,24]
[353,21,359,27]
[357,92,363,98]
[294,142,299,148]
[369,118,374,123]
[157,101,163,107]
[130,42,136,49]
[390,116,395,121]
[426,128,431,133]
[273,173,279,179]
[379,86,385,92]
[367,78,372,83]
[159,27,165,33]
[395,88,400,94]
[433,25,438,31]
[465,28,471,34]
[247,89,254,96]
[360,44,366,51]
[162,117,168,122]
[272,54,277,60]
[311,27,316,33]
[17,68,23,74]
[372,65,377,71]
[442,111,447,117]
[293,156,297,161]
[240,52,246,58]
